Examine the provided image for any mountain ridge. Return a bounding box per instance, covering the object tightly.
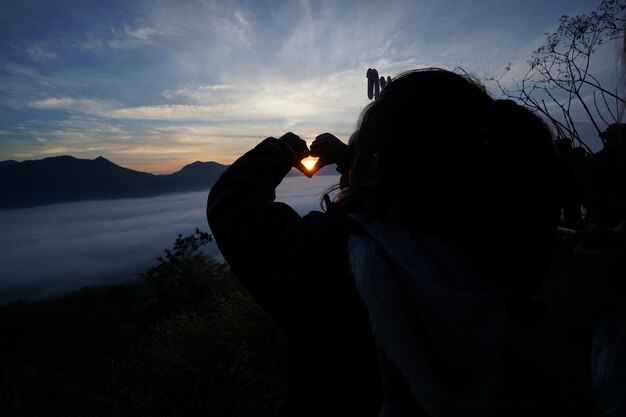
[0,155,228,209]
[0,155,338,209]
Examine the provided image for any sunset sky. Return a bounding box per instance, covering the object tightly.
[0,0,618,174]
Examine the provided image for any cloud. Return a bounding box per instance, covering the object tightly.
[24,44,57,61]
[107,23,183,49]
[30,97,117,113]
[0,64,87,109]
[0,175,339,305]
[105,104,239,120]
[162,84,237,102]
[27,67,367,127]
[77,20,183,51]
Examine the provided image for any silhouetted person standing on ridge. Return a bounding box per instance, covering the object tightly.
[207,68,559,417]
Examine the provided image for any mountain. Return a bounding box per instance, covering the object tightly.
[0,156,228,209]
[163,160,228,189]
[0,155,341,209]
[0,160,18,168]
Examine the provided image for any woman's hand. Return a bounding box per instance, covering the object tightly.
[309,133,348,175]
[278,132,313,177]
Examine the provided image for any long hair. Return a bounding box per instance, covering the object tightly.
[335,67,559,291]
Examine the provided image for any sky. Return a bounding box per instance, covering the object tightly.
[0,0,620,174]
[0,175,339,304]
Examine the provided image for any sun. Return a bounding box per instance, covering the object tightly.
[301,157,318,171]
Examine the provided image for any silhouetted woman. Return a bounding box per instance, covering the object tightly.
[207,68,559,417]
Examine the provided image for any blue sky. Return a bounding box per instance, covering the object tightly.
[0,0,618,173]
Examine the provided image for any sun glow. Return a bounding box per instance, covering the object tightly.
[301,157,318,171]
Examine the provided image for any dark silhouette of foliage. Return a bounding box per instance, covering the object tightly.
[140,228,228,310]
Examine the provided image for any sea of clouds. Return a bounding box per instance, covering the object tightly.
[0,174,340,305]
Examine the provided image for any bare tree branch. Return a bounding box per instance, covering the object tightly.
[487,0,626,150]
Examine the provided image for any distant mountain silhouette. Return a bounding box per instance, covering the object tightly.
[0,155,228,209]
[0,160,18,168]
[0,155,339,209]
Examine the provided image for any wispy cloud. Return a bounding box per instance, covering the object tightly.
[2,63,86,90]
[162,84,238,102]
[28,67,366,126]
[77,20,183,51]
[108,23,183,49]
[30,97,118,113]
[23,44,57,61]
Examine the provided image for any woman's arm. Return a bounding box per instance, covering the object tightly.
[206,135,348,330]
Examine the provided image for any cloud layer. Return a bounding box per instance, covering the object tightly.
[0,175,340,305]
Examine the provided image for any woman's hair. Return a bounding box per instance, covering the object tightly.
[337,67,560,291]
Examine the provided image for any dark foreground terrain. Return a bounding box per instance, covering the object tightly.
[494,235,626,417]
[0,229,624,417]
